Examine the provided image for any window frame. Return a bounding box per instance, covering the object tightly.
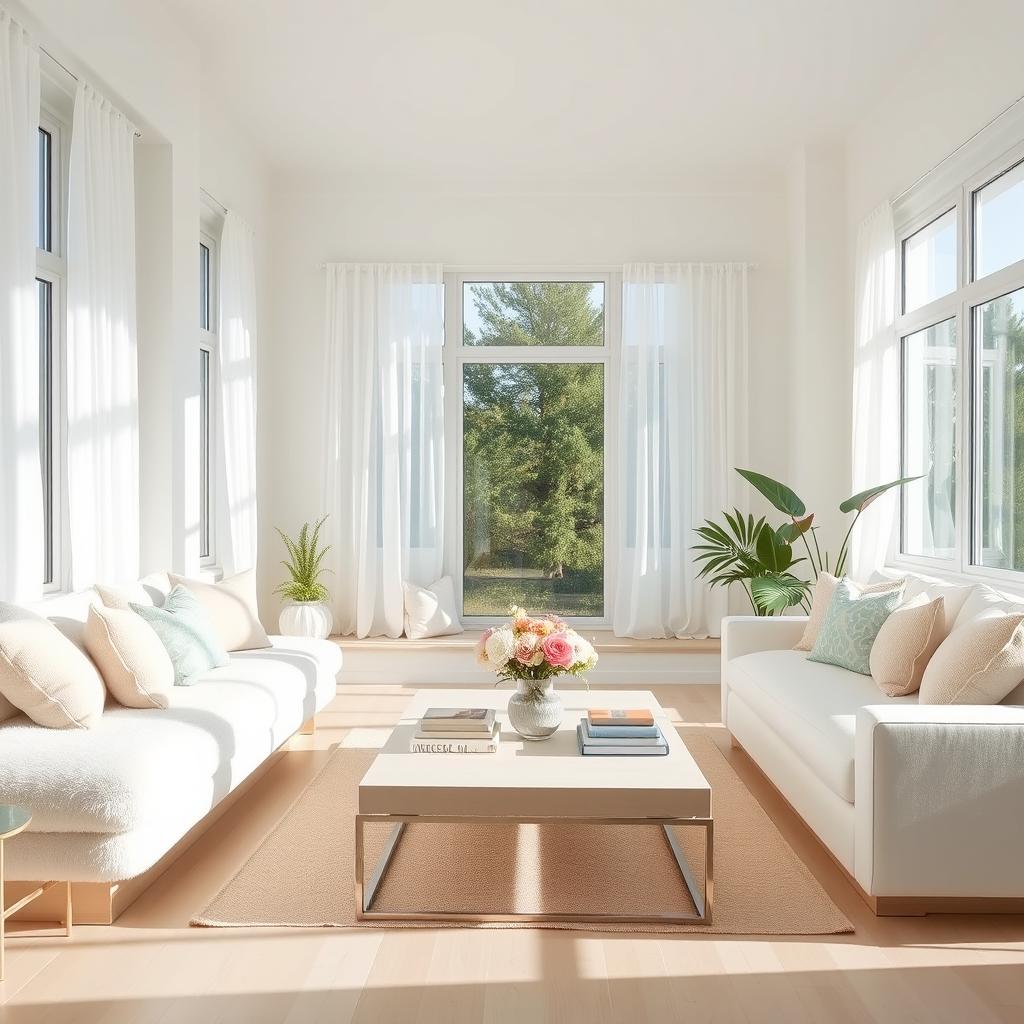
[893,134,1024,589]
[443,269,621,628]
[36,102,70,593]
[198,225,219,569]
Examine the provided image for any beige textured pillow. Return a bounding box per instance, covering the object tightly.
[919,613,1024,705]
[0,602,106,729]
[795,573,906,651]
[168,569,271,652]
[869,595,946,697]
[83,604,174,709]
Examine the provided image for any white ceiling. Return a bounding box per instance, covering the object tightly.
[165,0,966,186]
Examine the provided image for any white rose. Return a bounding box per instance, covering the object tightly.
[571,635,597,668]
[485,627,516,669]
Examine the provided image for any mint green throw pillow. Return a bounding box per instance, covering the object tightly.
[131,585,229,686]
[807,577,905,676]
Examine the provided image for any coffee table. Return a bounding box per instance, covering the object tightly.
[355,689,713,924]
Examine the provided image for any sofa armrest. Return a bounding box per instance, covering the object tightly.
[720,615,808,661]
[719,615,808,727]
[854,703,1024,897]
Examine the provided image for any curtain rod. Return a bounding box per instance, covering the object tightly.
[891,92,1024,206]
[40,45,143,139]
[317,261,759,271]
[201,187,228,217]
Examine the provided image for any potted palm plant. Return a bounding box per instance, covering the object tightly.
[275,515,333,639]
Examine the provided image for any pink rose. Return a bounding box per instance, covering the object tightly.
[514,633,544,666]
[542,633,574,668]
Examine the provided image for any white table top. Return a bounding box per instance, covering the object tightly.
[358,689,711,820]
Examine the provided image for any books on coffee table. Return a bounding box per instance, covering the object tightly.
[411,708,500,753]
[577,710,668,756]
[420,707,496,732]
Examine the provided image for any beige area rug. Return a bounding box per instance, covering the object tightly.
[193,730,852,934]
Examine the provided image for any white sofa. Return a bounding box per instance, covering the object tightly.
[0,585,340,911]
[721,583,1024,914]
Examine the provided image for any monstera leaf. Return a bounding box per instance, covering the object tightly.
[839,475,923,514]
[736,469,807,518]
[751,573,811,615]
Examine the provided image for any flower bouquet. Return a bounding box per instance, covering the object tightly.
[476,607,598,740]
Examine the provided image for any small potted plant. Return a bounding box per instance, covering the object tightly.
[275,515,333,639]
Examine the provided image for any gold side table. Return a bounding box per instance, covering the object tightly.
[1,806,71,982]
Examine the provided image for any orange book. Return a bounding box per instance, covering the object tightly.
[588,709,655,728]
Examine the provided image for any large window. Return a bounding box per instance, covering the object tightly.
[36,109,67,590]
[198,231,218,565]
[449,278,614,621]
[896,137,1024,583]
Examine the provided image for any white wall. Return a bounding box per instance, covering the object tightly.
[15,0,273,584]
[258,176,796,620]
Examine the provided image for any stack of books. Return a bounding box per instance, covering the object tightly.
[409,707,500,753]
[576,708,668,756]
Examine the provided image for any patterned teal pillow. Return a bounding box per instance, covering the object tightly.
[807,577,905,675]
[131,585,229,686]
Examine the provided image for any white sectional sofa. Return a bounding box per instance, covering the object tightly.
[0,584,341,922]
[721,581,1024,915]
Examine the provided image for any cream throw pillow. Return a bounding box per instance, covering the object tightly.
[869,595,946,697]
[0,602,106,729]
[403,576,464,640]
[919,613,1024,705]
[168,570,271,652]
[795,573,905,652]
[84,604,174,709]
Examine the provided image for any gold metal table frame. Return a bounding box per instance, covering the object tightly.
[355,813,714,925]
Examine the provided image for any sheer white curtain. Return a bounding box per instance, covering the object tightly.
[615,263,749,639]
[322,264,445,637]
[66,83,139,589]
[215,211,259,575]
[850,203,898,580]
[0,10,43,601]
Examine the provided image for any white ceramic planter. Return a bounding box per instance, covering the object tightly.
[279,600,333,640]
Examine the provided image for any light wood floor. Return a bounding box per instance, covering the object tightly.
[2,684,1023,1023]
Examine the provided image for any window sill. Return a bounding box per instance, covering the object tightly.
[331,631,719,655]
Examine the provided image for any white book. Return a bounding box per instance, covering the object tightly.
[410,734,500,754]
[415,723,499,742]
[579,718,665,746]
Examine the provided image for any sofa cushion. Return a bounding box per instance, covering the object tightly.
[0,636,341,841]
[726,649,916,803]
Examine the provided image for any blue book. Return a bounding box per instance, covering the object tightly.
[576,723,668,756]
[584,721,661,739]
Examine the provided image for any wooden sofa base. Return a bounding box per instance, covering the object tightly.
[729,733,1024,918]
[6,716,316,926]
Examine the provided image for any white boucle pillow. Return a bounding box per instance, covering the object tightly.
[168,569,271,652]
[0,602,106,729]
[403,576,464,640]
[84,604,174,709]
[96,572,172,611]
